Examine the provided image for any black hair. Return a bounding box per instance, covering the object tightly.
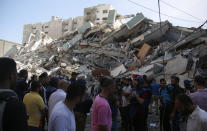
[31,75,37,81]
[0,57,16,83]
[66,82,86,100]
[39,72,48,80]
[194,75,206,87]
[171,75,180,83]
[99,76,115,88]
[160,78,166,83]
[19,69,28,77]
[31,81,41,91]
[176,94,193,105]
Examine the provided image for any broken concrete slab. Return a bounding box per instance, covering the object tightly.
[126,13,145,30]
[107,10,117,27]
[165,55,188,75]
[63,34,82,51]
[78,22,94,34]
[111,64,127,77]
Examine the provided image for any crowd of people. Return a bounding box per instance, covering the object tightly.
[0,57,207,131]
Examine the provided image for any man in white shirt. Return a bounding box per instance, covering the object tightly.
[48,82,86,131]
[48,79,69,117]
[175,94,207,131]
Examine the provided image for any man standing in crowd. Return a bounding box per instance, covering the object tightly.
[23,81,46,131]
[46,77,59,102]
[130,76,151,131]
[91,76,116,131]
[169,76,184,131]
[15,69,29,101]
[189,76,207,111]
[48,79,69,117]
[120,78,132,131]
[74,78,93,131]
[70,72,79,84]
[0,57,28,131]
[39,72,50,105]
[48,82,86,131]
[175,94,207,131]
[159,78,173,131]
[149,78,160,115]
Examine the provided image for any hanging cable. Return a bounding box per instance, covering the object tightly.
[127,0,203,24]
[160,0,203,21]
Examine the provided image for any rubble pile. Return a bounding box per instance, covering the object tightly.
[12,12,207,87]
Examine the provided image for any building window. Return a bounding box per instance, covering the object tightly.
[86,12,91,15]
[102,17,108,20]
[96,18,100,20]
[32,27,36,30]
[86,19,90,22]
[73,21,77,24]
[103,10,108,13]
[45,25,49,28]
[45,32,48,34]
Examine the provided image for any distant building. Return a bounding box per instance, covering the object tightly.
[0,39,22,57]
[22,4,119,44]
[84,4,113,24]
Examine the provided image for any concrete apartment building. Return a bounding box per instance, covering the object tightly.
[22,4,115,44]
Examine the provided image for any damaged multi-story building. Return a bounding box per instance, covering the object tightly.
[22,4,124,45]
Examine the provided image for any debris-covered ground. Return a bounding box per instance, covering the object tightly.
[10,11,207,87]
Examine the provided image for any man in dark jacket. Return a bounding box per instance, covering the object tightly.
[0,57,28,131]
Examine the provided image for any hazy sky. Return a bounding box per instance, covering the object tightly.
[0,0,206,43]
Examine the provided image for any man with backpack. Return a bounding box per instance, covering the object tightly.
[0,57,28,131]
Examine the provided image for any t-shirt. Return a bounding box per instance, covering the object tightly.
[91,95,112,131]
[122,86,132,107]
[189,88,207,112]
[48,101,76,131]
[151,83,160,95]
[48,89,66,117]
[186,106,207,131]
[23,91,45,127]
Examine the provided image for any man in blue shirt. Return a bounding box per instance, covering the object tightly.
[149,78,160,115]
[159,78,173,131]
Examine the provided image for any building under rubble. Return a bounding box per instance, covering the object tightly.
[15,4,207,89]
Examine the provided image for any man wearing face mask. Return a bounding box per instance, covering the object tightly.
[175,94,207,131]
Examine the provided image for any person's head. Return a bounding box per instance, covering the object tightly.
[133,76,144,88]
[19,69,28,80]
[71,72,79,79]
[175,94,195,115]
[39,72,50,85]
[160,78,166,88]
[31,75,38,81]
[58,79,69,92]
[0,57,17,89]
[99,76,116,96]
[31,81,41,93]
[66,82,86,105]
[151,78,156,83]
[171,75,179,86]
[49,77,59,88]
[194,76,206,90]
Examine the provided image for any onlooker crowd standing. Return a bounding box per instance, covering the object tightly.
[1,57,207,131]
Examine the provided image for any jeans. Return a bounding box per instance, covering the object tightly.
[29,126,41,131]
[111,121,117,131]
[172,112,180,131]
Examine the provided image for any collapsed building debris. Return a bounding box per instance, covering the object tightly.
[11,9,207,88]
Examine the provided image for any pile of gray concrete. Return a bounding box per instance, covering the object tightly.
[12,12,207,87]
